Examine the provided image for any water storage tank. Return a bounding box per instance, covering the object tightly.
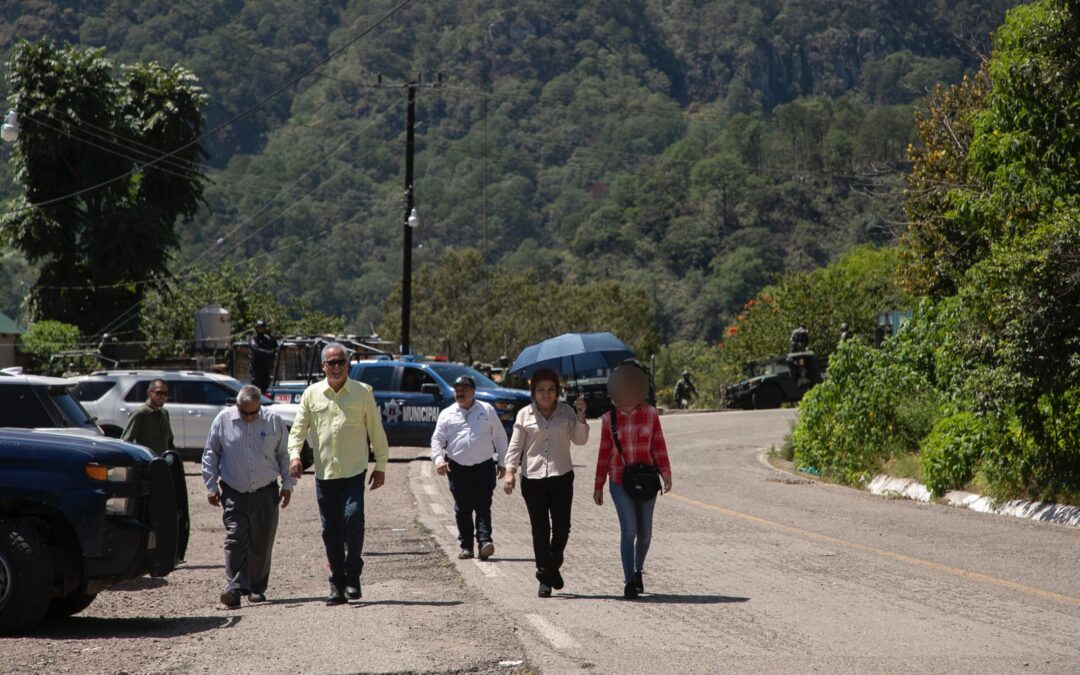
[195,305,231,351]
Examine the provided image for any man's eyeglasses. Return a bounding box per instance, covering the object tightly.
[324,359,347,367]
[238,406,260,418]
[150,389,169,397]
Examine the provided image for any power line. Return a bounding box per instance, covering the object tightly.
[0,0,416,218]
[30,103,401,294]
[189,99,403,268]
[91,115,401,339]
[27,114,204,183]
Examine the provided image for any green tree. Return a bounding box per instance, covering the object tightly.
[380,248,660,364]
[1,39,207,337]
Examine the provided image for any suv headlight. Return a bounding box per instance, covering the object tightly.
[493,401,516,411]
[105,496,135,516]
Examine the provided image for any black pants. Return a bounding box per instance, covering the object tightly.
[447,458,496,550]
[520,471,574,577]
[220,481,280,595]
[251,366,271,395]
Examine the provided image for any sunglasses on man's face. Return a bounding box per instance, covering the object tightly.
[150,389,169,397]
[238,406,261,418]
[324,358,347,368]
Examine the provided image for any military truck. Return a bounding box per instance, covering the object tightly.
[720,351,824,410]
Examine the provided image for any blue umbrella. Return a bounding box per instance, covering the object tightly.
[509,332,635,379]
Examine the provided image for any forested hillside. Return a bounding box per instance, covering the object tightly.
[1,0,1018,349]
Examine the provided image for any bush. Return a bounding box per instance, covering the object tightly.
[20,320,81,375]
[920,412,989,496]
[790,339,939,484]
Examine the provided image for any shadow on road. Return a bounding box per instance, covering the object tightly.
[110,577,169,591]
[556,592,749,604]
[266,597,464,608]
[364,550,432,557]
[353,599,464,608]
[171,563,225,571]
[31,615,239,639]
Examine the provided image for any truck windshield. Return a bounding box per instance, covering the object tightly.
[49,386,99,429]
[428,364,499,389]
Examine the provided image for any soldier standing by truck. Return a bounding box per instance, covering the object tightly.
[249,320,278,394]
[790,325,810,353]
[672,371,698,409]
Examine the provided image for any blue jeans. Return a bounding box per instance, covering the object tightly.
[315,472,366,588]
[609,478,656,583]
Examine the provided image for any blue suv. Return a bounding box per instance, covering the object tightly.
[349,360,530,446]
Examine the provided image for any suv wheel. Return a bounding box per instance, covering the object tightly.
[47,583,97,619]
[0,518,54,633]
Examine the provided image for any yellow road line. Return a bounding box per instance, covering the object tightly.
[668,492,1080,608]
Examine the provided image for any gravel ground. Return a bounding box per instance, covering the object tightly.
[4,448,530,675]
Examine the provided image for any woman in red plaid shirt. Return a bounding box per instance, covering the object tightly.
[593,363,673,599]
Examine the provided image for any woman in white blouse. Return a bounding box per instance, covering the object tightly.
[503,368,589,597]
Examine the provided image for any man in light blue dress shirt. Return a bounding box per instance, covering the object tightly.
[202,385,295,608]
[431,376,508,561]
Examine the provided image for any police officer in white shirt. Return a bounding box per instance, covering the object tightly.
[431,375,509,560]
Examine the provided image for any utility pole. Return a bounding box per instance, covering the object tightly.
[401,80,417,355]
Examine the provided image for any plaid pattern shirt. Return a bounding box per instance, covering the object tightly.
[594,404,672,491]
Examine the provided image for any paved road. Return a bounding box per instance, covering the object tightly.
[413,409,1080,674]
[8,409,1080,673]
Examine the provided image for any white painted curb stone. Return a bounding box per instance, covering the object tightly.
[866,474,1080,528]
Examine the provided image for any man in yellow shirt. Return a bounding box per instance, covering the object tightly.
[287,342,390,605]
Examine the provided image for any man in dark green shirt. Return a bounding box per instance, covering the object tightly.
[122,378,189,560]
[122,379,176,455]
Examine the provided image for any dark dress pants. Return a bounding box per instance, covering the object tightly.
[221,481,280,595]
[315,472,366,589]
[520,471,574,577]
[447,458,496,550]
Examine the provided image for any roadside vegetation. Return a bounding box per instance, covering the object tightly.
[789,0,1080,504]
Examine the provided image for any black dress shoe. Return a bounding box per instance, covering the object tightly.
[326,584,346,606]
[550,570,564,590]
[633,571,644,594]
[345,578,362,600]
[538,581,552,598]
[220,590,241,609]
[623,582,639,600]
[249,592,266,603]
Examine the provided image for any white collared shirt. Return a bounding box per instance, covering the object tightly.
[430,400,508,467]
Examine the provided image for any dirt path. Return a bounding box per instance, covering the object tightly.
[5,449,529,674]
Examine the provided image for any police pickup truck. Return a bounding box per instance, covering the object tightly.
[268,359,531,447]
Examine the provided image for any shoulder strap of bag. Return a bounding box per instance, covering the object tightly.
[608,407,624,456]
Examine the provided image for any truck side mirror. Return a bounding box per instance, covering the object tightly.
[421,383,443,399]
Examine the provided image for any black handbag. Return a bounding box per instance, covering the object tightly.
[609,408,661,502]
